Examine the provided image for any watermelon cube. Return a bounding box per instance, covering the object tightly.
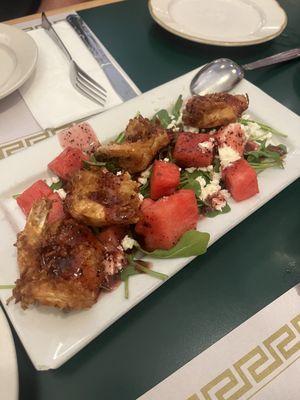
[150,160,180,200]
[135,189,199,250]
[215,123,246,156]
[47,192,65,223]
[17,180,52,215]
[223,158,259,201]
[173,132,214,167]
[16,180,64,222]
[58,122,100,155]
[48,147,88,181]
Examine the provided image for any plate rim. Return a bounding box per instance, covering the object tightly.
[0,23,38,100]
[148,0,288,46]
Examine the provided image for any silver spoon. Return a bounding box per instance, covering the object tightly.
[190,48,300,95]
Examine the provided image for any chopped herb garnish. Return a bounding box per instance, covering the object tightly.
[12,194,19,199]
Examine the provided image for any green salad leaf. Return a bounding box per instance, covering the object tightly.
[140,180,150,198]
[120,260,168,299]
[152,95,183,128]
[239,118,287,138]
[152,109,172,128]
[84,154,120,173]
[115,131,126,144]
[49,179,63,191]
[245,140,286,171]
[205,203,231,218]
[171,95,183,120]
[138,230,210,259]
[179,169,210,197]
[0,285,15,289]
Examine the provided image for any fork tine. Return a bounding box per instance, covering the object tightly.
[76,64,107,95]
[76,75,107,102]
[75,80,105,106]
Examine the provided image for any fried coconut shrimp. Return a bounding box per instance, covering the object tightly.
[13,199,127,310]
[65,168,141,227]
[182,93,249,129]
[95,116,170,173]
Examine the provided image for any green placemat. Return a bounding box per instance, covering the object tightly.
[14,1,300,399]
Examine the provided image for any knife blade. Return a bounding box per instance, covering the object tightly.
[66,14,138,102]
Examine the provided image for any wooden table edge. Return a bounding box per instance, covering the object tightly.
[6,0,122,25]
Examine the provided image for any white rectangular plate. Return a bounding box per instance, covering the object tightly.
[0,68,299,370]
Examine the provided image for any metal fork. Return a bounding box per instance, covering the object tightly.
[41,12,107,106]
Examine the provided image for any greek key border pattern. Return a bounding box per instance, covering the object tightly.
[186,314,300,400]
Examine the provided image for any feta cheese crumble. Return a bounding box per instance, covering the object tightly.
[138,177,147,185]
[198,141,214,151]
[199,182,221,202]
[45,176,60,187]
[183,126,199,133]
[138,165,152,185]
[185,167,196,173]
[218,145,241,168]
[241,115,273,142]
[56,188,67,200]
[198,165,213,172]
[121,235,136,251]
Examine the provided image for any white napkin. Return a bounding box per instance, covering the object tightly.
[19,21,124,129]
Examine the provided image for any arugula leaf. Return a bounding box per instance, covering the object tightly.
[245,142,285,171]
[120,261,168,298]
[152,109,172,128]
[171,95,183,120]
[239,118,287,138]
[205,203,231,218]
[120,265,140,281]
[115,131,126,144]
[181,179,201,197]
[138,230,210,259]
[140,181,150,198]
[49,180,63,191]
[213,157,221,173]
[84,154,106,168]
[179,170,210,197]
[84,155,120,173]
[134,261,168,280]
[0,285,15,289]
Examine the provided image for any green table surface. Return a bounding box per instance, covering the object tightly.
[11,1,300,399]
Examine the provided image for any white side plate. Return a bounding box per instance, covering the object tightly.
[148,0,287,46]
[0,308,18,400]
[0,23,38,100]
[0,69,299,370]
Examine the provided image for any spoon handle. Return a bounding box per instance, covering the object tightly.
[242,48,300,71]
